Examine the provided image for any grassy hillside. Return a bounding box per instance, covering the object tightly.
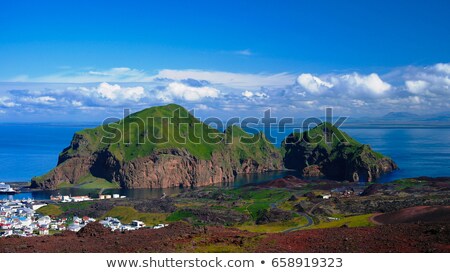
[225,125,280,165]
[62,104,224,161]
[284,122,361,152]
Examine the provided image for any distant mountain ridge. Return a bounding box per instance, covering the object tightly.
[344,111,450,126]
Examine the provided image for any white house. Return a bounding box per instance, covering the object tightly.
[68,224,82,232]
[37,216,51,227]
[39,227,49,235]
[131,220,145,228]
[153,224,168,229]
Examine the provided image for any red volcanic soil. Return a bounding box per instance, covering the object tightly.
[0,222,449,253]
[373,206,450,225]
[256,224,450,253]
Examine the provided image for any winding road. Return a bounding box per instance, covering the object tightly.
[282,212,314,233]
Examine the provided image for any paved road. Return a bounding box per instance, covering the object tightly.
[282,213,314,233]
[268,200,314,233]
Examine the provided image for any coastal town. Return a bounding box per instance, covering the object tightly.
[0,197,169,237]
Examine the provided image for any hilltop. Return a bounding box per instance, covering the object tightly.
[31,104,283,189]
[281,122,398,182]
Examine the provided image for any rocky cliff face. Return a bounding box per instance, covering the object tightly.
[281,123,398,182]
[31,104,283,189]
[33,146,282,190]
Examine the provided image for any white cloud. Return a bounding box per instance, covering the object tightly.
[20,96,56,105]
[13,67,152,83]
[71,100,83,107]
[254,92,268,98]
[297,72,391,95]
[242,90,254,98]
[155,69,296,89]
[405,80,429,94]
[402,63,450,96]
[297,73,334,93]
[337,73,391,94]
[241,90,268,101]
[434,63,450,74]
[95,82,146,102]
[0,97,19,107]
[2,63,450,119]
[351,99,367,107]
[157,82,220,102]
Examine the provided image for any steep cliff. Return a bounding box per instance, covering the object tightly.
[281,122,398,182]
[31,104,283,189]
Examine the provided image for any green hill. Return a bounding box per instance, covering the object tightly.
[32,104,283,189]
[281,122,397,182]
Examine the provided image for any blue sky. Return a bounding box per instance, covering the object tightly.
[0,0,449,122]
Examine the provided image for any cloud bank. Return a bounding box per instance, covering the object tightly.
[0,63,449,121]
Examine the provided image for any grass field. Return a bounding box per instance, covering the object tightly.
[308,214,375,229]
[36,204,63,216]
[102,206,168,226]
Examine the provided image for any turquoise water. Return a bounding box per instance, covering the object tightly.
[0,123,449,200]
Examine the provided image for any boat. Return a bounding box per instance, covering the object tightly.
[0,183,18,195]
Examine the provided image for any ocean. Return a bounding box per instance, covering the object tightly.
[0,123,449,200]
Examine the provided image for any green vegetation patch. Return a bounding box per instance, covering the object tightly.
[57,174,120,189]
[166,210,195,222]
[308,214,375,229]
[59,201,94,212]
[102,206,168,226]
[36,204,63,216]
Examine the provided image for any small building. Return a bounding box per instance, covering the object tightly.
[71,196,91,202]
[73,216,82,224]
[68,224,82,232]
[62,195,71,202]
[37,216,51,227]
[153,224,168,229]
[131,220,145,228]
[39,227,49,235]
[50,194,63,201]
[112,194,120,199]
